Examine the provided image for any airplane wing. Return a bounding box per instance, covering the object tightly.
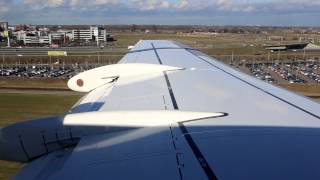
[1,40,320,180]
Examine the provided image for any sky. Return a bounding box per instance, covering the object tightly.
[1,0,320,26]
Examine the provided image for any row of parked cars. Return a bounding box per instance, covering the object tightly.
[245,60,320,84]
[269,63,306,84]
[0,65,96,79]
[286,61,320,83]
[247,64,277,83]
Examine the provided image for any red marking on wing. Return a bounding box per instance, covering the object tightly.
[77,79,84,87]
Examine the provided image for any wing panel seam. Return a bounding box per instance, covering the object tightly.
[186,49,320,120]
[129,47,199,54]
[151,43,218,180]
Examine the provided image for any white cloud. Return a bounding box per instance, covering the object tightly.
[93,0,118,5]
[0,0,9,14]
[22,0,66,9]
[4,0,320,13]
[175,0,190,9]
[216,0,232,10]
[48,0,65,7]
[69,0,79,7]
[159,1,170,9]
[130,0,173,11]
[288,0,320,5]
[214,0,255,12]
[2,0,320,25]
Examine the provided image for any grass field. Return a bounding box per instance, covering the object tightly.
[0,78,69,90]
[278,84,320,98]
[113,33,320,59]
[113,33,266,55]
[0,93,81,180]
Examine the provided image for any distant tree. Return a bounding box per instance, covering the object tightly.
[152,25,157,33]
[131,24,137,32]
[292,36,299,41]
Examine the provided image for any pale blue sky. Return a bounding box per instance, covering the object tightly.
[0,0,320,26]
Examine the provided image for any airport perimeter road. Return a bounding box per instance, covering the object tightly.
[0,46,128,56]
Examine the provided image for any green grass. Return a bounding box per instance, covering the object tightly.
[0,93,81,127]
[113,33,320,61]
[0,93,81,180]
[278,84,320,98]
[0,78,69,90]
[0,162,22,180]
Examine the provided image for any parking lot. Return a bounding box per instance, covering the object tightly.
[241,60,320,84]
[1,57,320,86]
[0,64,97,79]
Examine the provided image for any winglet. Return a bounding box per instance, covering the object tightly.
[68,63,183,92]
[63,111,227,127]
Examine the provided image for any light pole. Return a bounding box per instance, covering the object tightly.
[277,50,281,62]
[250,44,255,62]
[231,50,234,65]
[97,51,100,66]
[17,54,23,67]
[2,54,4,69]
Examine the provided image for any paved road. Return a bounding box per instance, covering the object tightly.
[0,88,84,96]
[0,46,127,56]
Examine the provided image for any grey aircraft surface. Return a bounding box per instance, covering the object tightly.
[1,40,320,180]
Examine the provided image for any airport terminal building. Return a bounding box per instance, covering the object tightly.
[72,26,108,42]
[14,26,111,46]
